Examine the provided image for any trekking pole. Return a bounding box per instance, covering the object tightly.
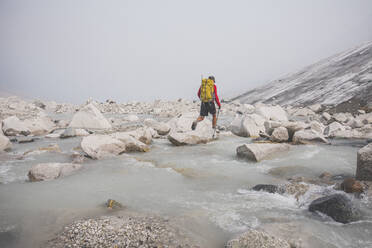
[212,108,220,139]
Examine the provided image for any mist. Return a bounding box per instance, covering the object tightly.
[1,0,372,104]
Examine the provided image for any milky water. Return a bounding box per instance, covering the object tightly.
[0,122,372,247]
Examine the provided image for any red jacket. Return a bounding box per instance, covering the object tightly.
[197,84,221,107]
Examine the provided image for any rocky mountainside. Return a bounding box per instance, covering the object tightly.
[231,41,372,111]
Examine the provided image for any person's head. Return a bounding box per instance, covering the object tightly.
[208,76,215,82]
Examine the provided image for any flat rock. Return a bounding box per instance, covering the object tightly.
[236,143,290,162]
[293,129,328,144]
[226,229,290,248]
[308,194,361,224]
[356,143,372,181]
[69,103,112,129]
[168,130,213,146]
[28,163,82,182]
[81,135,126,159]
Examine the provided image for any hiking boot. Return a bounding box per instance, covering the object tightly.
[191,121,197,130]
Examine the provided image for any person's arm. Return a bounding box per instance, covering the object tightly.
[197,87,201,98]
[214,85,221,108]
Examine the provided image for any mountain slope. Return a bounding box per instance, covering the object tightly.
[232,42,372,108]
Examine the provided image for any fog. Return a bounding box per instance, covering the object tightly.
[1,0,372,104]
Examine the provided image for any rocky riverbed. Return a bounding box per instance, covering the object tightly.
[1,96,372,248]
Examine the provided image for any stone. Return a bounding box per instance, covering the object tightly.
[322,112,332,121]
[167,112,211,133]
[292,108,316,117]
[264,120,282,135]
[81,135,126,159]
[309,104,322,113]
[17,137,35,143]
[333,113,348,123]
[352,119,364,129]
[111,132,149,152]
[28,163,82,182]
[308,194,361,224]
[292,129,328,144]
[23,144,61,156]
[2,116,30,136]
[69,103,112,129]
[0,133,11,151]
[144,118,170,135]
[341,178,363,193]
[236,143,290,162]
[356,144,372,181]
[168,130,213,146]
[270,127,289,142]
[230,115,244,136]
[225,229,291,248]
[324,122,345,137]
[255,105,288,122]
[124,114,139,122]
[60,127,76,138]
[23,113,55,136]
[240,114,266,137]
[310,121,325,134]
[251,184,278,193]
[282,121,307,141]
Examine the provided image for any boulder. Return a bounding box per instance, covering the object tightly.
[251,184,278,193]
[282,121,307,141]
[322,112,332,122]
[308,194,361,224]
[292,130,328,144]
[144,118,170,135]
[0,132,11,152]
[309,104,322,113]
[124,128,153,145]
[270,127,289,142]
[264,121,282,135]
[168,129,213,146]
[28,163,82,182]
[340,178,363,193]
[225,229,290,248]
[111,133,149,152]
[2,116,30,136]
[292,108,315,117]
[69,103,112,129]
[240,114,266,137]
[255,105,288,122]
[352,119,364,129]
[23,113,55,135]
[310,121,325,134]
[236,104,255,115]
[81,135,126,159]
[324,122,345,137]
[236,143,290,162]
[230,115,244,136]
[333,113,348,123]
[356,144,372,181]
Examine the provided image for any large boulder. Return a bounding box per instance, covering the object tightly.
[125,128,153,145]
[236,143,290,162]
[28,163,82,182]
[356,143,372,181]
[324,122,345,137]
[23,113,55,136]
[69,103,112,129]
[167,112,212,133]
[308,194,361,224]
[255,105,288,122]
[292,130,328,144]
[144,118,170,135]
[111,133,149,152]
[240,114,266,137]
[225,229,290,248]
[81,135,126,159]
[168,130,213,146]
[2,116,30,136]
[264,121,282,135]
[270,127,289,142]
[340,178,363,193]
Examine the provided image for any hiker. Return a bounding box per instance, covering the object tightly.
[192,75,221,130]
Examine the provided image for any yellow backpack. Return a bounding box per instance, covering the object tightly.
[200,78,215,102]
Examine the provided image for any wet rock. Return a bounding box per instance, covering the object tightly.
[2,116,30,136]
[16,137,35,143]
[111,132,149,152]
[340,178,363,193]
[23,144,61,156]
[144,118,170,135]
[283,183,310,200]
[292,129,328,144]
[81,135,126,159]
[225,229,291,248]
[252,184,278,193]
[308,194,361,224]
[270,127,289,142]
[28,163,82,182]
[105,199,124,209]
[236,143,290,162]
[47,215,200,248]
[255,105,288,122]
[356,143,372,181]
[319,172,332,179]
[45,129,64,138]
[69,103,112,129]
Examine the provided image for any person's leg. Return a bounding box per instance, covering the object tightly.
[192,103,207,130]
[212,114,217,129]
[192,116,204,130]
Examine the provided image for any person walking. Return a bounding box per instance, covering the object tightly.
[191,75,221,130]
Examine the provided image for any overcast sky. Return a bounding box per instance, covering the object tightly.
[1,0,372,104]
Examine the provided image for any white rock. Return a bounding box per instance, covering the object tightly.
[270,127,289,142]
[292,108,316,117]
[352,119,364,129]
[69,103,112,129]
[309,104,322,113]
[168,130,213,146]
[309,121,325,134]
[167,112,211,133]
[324,122,345,137]
[111,132,149,152]
[75,129,90,136]
[282,121,308,140]
[124,114,139,122]
[322,112,332,121]
[255,105,288,122]
[81,135,126,159]
[23,114,55,136]
[0,124,11,151]
[333,113,348,123]
[236,143,290,162]
[28,163,82,182]
[2,116,30,136]
[264,121,282,135]
[293,129,328,144]
[144,118,170,135]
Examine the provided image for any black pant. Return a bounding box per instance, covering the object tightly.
[200,102,216,116]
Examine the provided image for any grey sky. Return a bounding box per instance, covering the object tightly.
[1,0,372,104]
